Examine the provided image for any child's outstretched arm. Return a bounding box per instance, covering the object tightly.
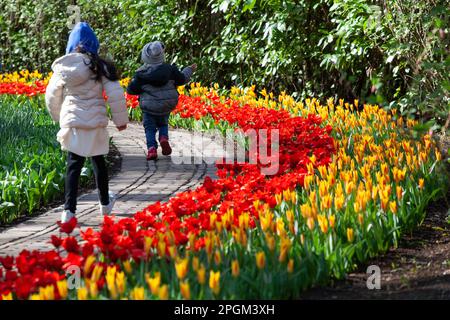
[102,77,129,130]
[172,63,197,86]
[45,72,64,122]
[126,75,144,95]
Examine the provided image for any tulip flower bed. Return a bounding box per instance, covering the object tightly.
[0,72,92,224]
[0,95,67,223]
[0,73,447,300]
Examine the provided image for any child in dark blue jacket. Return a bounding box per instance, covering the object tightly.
[127,41,196,160]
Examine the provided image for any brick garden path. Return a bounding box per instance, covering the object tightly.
[0,122,224,256]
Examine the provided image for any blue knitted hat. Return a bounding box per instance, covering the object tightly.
[66,22,100,55]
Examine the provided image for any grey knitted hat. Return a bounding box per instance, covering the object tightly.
[141,41,165,65]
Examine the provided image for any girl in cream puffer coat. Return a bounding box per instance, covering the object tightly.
[45,22,129,223]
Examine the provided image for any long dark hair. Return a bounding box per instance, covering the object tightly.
[76,46,119,82]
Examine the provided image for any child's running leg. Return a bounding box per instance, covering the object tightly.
[158,115,172,155]
[91,155,109,205]
[143,112,158,149]
[64,152,85,214]
[143,112,158,160]
[158,114,169,140]
[91,155,116,215]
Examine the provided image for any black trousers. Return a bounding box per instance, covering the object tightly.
[64,152,109,213]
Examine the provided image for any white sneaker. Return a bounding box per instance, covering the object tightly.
[100,192,116,215]
[61,210,75,223]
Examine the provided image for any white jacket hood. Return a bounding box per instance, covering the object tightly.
[51,53,93,87]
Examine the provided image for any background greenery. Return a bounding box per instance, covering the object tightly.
[1,0,449,130]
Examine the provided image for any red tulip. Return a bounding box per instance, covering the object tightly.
[5,270,17,282]
[62,236,79,253]
[63,253,83,269]
[81,242,94,258]
[14,275,33,300]
[50,235,63,248]
[57,217,78,234]
[0,256,14,270]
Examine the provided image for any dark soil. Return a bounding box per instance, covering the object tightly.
[0,144,122,230]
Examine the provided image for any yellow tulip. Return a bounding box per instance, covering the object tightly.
[130,286,145,300]
[123,260,132,274]
[231,260,240,277]
[56,280,68,300]
[334,194,345,210]
[116,271,126,295]
[389,201,397,214]
[358,213,364,225]
[83,254,96,276]
[90,264,103,283]
[197,264,206,285]
[215,221,223,233]
[287,259,294,273]
[253,199,260,211]
[256,251,266,269]
[265,233,276,251]
[275,193,283,205]
[396,186,403,200]
[317,214,329,234]
[2,292,13,300]
[307,217,315,230]
[180,281,191,300]
[232,227,247,246]
[286,209,294,223]
[418,178,425,189]
[290,190,297,203]
[320,194,332,210]
[89,282,98,299]
[158,285,169,300]
[214,250,222,265]
[278,238,291,263]
[380,195,389,212]
[276,217,286,236]
[238,212,250,229]
[192,256,200,271]
[300,203,312,218]
[303,175,314,190]
[205,235,214,256]
[435,149,442,161]
[145,272,161,296]
[210,213,217,229]
[106,266,118,299]
[77,287,88,300]
[39,285,55,300]
[166,231,176,245]
[168,245,177,259]
[347,228,355,243]
[209,271,221,295]
[260,211,273,231]
[353,201,360,213]
[329,215,336,229]
[144,236,153,255]
[157,240,167,257]
[175,257,189,280]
